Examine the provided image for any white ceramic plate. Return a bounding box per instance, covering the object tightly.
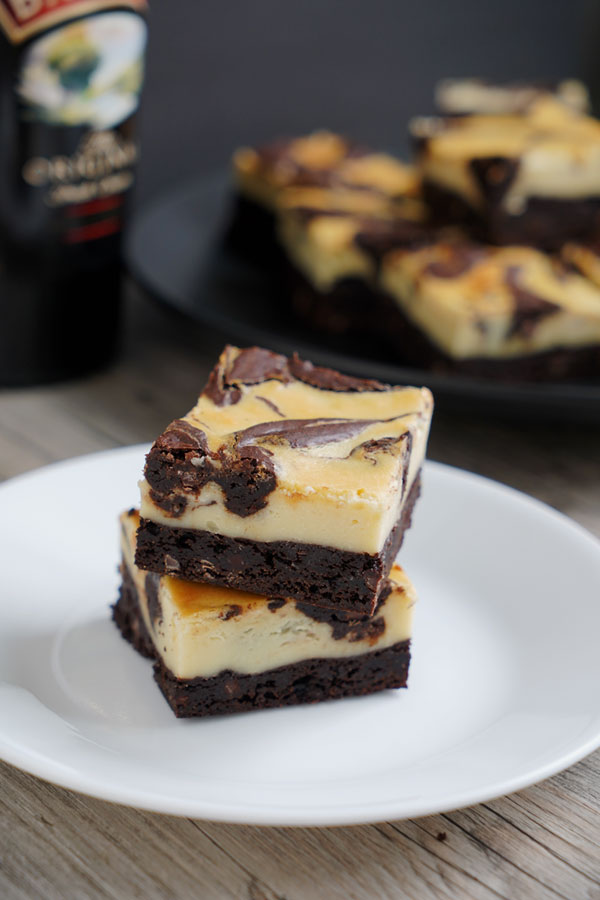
[1,446,600,827]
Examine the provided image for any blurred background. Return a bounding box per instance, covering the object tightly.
[1,0,599,474]
[136,0,600,202]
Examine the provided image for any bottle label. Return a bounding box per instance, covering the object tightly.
[4,5,147,245]
[17,9,146,129]
[0,1,146,43]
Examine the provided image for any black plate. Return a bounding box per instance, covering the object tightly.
[126,173,600,423]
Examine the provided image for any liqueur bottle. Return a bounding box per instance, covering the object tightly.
[0,0,147,385]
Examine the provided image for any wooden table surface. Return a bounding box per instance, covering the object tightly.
[2,285,600,900]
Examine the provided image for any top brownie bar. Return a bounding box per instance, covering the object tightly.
[136,346,432,615]
[414,99,600,248]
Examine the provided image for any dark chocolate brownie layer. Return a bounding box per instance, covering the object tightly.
[135,474,421,617]
[290,267,600,382]
[154,641,410,718]
[289,267,400,342]
[112,563,155,660]
[422,179,600,251]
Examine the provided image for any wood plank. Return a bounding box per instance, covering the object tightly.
[0,423,54,480]
[0,763,272,900]
[194,820,505,900]
[0,390,118,465]
[441,805,598,900]
[486,785,600,887]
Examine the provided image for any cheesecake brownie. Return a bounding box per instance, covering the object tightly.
[413,99,600,248]
[116,510,415,718]
[379,240,600,379]
[435,78,590,116]
[136,345,432,615]
[228,130,419,260]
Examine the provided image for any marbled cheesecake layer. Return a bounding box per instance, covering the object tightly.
[120,510,415,681]
[138,346,432,556]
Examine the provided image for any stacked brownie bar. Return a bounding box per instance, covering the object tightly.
[228,85,600,381]
[113,345,433,717]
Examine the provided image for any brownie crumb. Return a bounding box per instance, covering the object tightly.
[222,604,243,620]
[268,598,287,611]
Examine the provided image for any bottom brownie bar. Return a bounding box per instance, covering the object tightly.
[114,510,414,718]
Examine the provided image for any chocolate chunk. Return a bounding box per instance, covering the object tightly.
[505,266,560,337]
[163,555,181,573]
[469,156,519,204]
[295,600,386,641]
[149,489,188,517]
[425,243,487,278]
[354,432,411,476]
[146,420,279,520]
[228,346,290,384]
[355,217,429,264]
[221,605,243,621]
[155,419,208,452]
[215,454,277,517]
[144,572,162,624]
[289,353,388,392]
[203,346,291,405]
[235,417,379,449]
[146,447,277,520]
[268,598,287,611]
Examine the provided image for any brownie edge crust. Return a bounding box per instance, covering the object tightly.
[112,563,155,660]
[135,473,421,616]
